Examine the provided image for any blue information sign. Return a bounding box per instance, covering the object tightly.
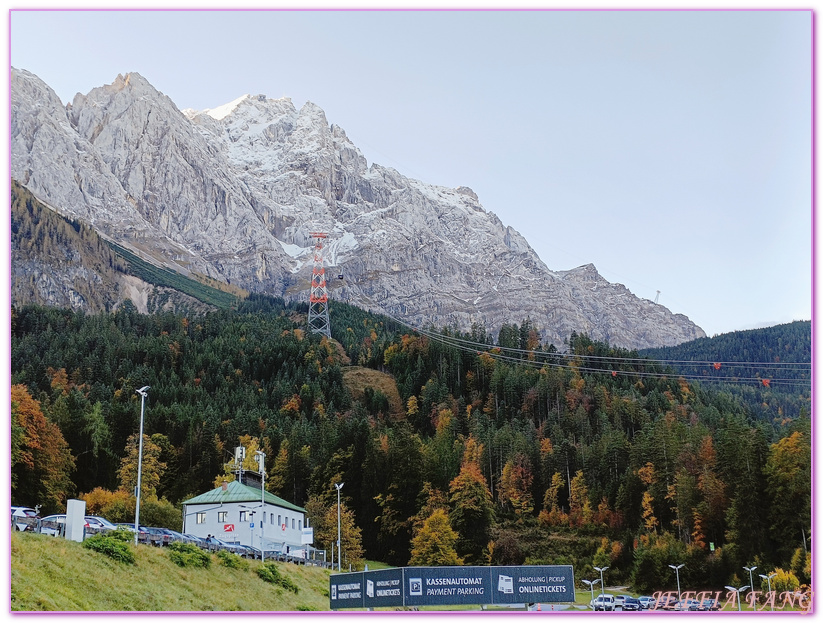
[403,567,493,607]
[491,565,575,603]
[330,565,576,609]
[363,568,404,608]
[329,571,364,609]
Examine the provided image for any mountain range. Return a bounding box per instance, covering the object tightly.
[10,67,706,349]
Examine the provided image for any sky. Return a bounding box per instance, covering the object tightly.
[7,5,814,338]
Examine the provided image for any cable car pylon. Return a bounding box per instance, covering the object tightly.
[307,232,331,338]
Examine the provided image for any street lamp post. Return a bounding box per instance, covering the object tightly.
[335,482,344,572]
[759,572,776,611]
[133,386,150,546]
[725,585,750,612]
[582,579,601,610]
[743,565,757,604]
[593,566,608,597]
[255,451,266,563]
[669,564,685,602]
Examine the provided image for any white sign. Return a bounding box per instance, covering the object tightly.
[301,526,314,544]
[498,575,514,594]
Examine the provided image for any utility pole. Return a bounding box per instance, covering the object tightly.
[308,232,331,338]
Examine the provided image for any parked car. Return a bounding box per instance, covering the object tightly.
[613,595,626,609]
[114,523,149,542]
[183,534,208,548]
[41,514,117,536]
[142,527,172,546]
[234,544,259,558]
[699,598,721,611]
[84,516,118,533]
[675,599,700,611]
[11,506,39,531]
[622,596,641,611]
[658,595,680,610]
[637,596,656,610]
[590,595,615,611]
[211,537,244,555]
[157,528,196,545]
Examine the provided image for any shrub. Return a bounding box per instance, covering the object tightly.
[139,498,183,531]
[168,542,211,568]
[771,568,800,594]
[256,562,299,593]
[82,533,136,564]
[217,549,249,571]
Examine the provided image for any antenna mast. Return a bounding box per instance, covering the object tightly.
[307,232,331,338]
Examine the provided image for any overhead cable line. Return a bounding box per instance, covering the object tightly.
[381,313,810,387]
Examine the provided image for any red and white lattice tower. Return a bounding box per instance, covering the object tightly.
[307,232,331,338]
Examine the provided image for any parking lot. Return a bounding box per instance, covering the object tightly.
[11,511,332,568]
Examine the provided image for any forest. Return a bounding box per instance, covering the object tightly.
[10,296,811,594]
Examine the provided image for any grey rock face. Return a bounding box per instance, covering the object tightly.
[11,68,705,349]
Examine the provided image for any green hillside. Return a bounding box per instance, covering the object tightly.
[640,321,811,421]
[10,298,811,596]
[105,240,242,309]
[11,531,331,611]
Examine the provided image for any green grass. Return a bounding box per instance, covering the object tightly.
[11,531,331,611]
[13,533,808,613]
[106,241,240,309]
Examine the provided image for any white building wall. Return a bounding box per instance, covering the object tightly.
[183,500,306,552]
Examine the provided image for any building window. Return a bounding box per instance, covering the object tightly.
[240,511,248,522]
[292,518,295,529]
[262,512,266,523]
[278,514,282,527]
[298,520,302,531]
[218,511,227,523]
[196,512,206,524]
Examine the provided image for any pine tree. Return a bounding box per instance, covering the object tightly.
[449,437,494,563]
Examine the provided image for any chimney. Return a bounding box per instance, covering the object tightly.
[221,481,228,491]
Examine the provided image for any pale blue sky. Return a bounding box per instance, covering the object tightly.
[9,8,813,337]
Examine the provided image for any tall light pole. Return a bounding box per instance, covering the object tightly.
[334,482,344,572]
[725,585,750,612]
[255,450,266,564]
[759,572,776,611]
[133,386,150,546]
[582,579,601,609]
[669,563,685,601]
[743,565,757,602]
[594,566,608,597]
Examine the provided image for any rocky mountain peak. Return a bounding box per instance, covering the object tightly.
[10,68,706,349]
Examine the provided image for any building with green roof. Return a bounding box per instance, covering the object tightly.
[181,478,309,556]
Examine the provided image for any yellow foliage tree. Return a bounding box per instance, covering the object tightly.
[409,508,463,566]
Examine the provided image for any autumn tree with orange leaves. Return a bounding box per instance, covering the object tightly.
[11,384,75,513]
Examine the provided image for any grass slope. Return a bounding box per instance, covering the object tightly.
[106,241,241,310]
[341,366,405,418]
[11,532,331,612]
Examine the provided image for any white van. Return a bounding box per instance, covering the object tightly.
[590,594,615,611]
